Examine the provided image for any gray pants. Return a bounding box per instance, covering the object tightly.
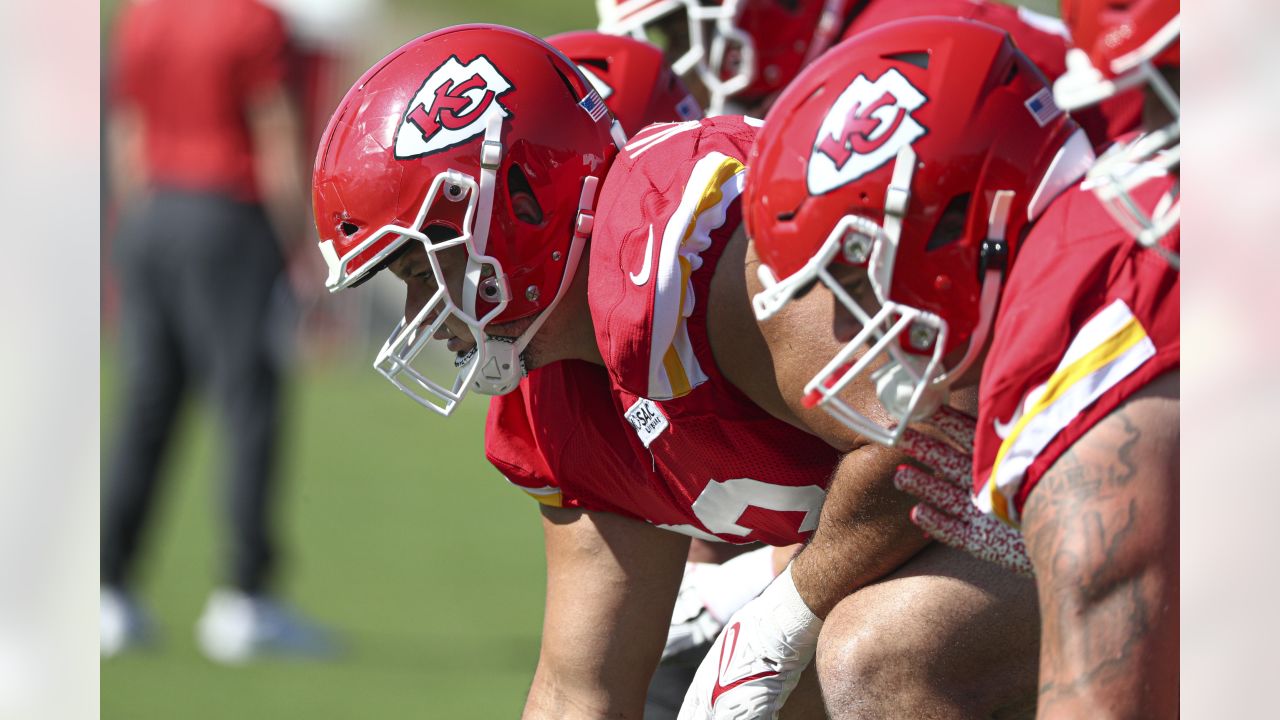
[102,189,289,594]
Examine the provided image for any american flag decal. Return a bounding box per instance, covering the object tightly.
[1024,88,1061,127]
[580,88,609,122]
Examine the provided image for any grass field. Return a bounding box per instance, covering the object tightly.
[100,346,548,719]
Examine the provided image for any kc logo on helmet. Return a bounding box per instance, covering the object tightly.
[394,55,514,159]
[807,69,928,195]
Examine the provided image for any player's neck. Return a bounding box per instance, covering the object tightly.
[527,259,604,369]
[558,275,604,366]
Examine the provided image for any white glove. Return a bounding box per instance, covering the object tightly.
[677,566,821,720]
[894,406,1034,577]
[665,548,777,661]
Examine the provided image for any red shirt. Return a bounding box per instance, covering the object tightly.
[971,174,1180,526]
[111,0,289,201]
[487,117,841,546]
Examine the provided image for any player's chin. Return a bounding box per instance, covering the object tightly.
[520,345,544,374]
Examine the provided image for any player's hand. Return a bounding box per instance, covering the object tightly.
[894,406,1033,577]
[664,562,727,661]
[677,567,820,720]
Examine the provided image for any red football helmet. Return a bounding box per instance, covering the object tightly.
[547,30,703,137]
[595,0,854,114]
[749,17,1090,445]
[1055,0,1179,267]
[313,24,622,414]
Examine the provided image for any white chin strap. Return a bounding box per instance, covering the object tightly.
[468,175,599,397]
[373,115,602,415]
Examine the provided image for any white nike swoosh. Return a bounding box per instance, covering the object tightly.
[994,382,1048,439]
[993,413,1019,440]
[629,225,655,286]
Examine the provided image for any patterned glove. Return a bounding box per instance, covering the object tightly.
[677,566,820,720]
[894,406,1033,577]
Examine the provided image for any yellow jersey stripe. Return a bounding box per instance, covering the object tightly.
[524,490,563,508]
[662,344,690,398]
[983,300,1155,524]
[506,478,563,508]
[647,153,745,399]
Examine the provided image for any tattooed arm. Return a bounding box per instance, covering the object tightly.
[1021,370,1179,720]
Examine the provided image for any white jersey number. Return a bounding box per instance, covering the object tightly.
[658,478,827,542]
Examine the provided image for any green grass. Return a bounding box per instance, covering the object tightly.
[101,347,547,720]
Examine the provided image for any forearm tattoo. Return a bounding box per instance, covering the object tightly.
[1022,408,1171,713]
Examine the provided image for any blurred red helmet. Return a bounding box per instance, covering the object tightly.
[1055,0,1180,268]
[749,17,1090,445]
[1061,0,1178,80]
[312,24,621,413]
[595,0,854,114]
[547,30,703,137]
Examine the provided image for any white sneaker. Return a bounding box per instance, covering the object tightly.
[101,586,150,658]
[195,589,335,664]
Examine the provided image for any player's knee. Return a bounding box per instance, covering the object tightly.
[815,595,971,719]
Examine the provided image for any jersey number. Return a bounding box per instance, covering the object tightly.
[660,478,827,543]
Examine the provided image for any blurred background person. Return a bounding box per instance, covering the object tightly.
[100,0,330,663]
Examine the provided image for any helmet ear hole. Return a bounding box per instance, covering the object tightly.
[925,193,971,252]
[507,165,544,225]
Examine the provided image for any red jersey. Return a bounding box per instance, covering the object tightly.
[486,116,841,546]
[972,174,1180,526]
[111,0,290,201]
[842,0,1142,149]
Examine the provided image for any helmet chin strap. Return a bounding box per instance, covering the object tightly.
[468,174,602,395]
[938,190,1013,387]
[875,189,1012,427]
[869,145,915,301]
[463,113,505,320]
[462,107,615,397]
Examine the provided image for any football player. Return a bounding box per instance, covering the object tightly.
[314,24,1039,719]
[594,0,1141,148]
[747,9,1178,719]
[548,29,784,718]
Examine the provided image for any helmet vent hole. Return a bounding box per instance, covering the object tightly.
[507,165,544,226]
[577,58,610,73]
[551,61,584,102]
[1003,62,1019,85]
[340,221,359,236]
[884,51,929,70]
[926,193,970,252]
